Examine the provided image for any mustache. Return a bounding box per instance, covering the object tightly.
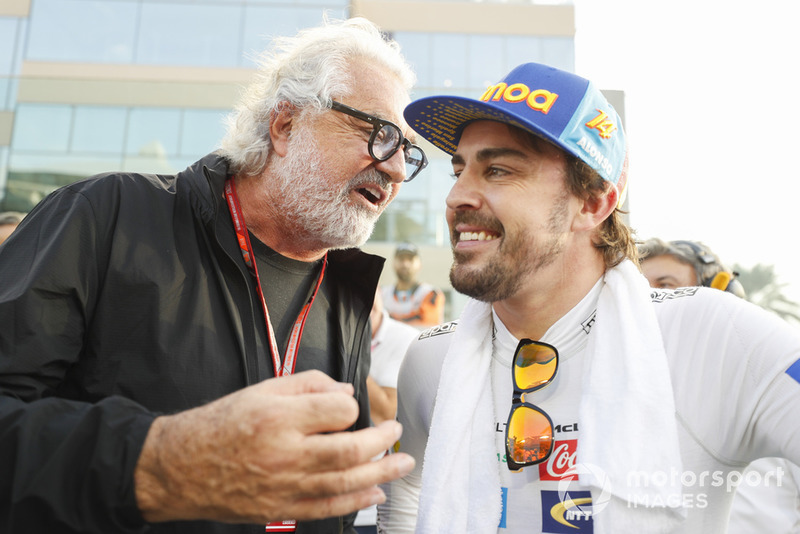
[451,211,504,235]
[348,168,393,192]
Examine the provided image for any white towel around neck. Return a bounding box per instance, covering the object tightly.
[415,260,685,533]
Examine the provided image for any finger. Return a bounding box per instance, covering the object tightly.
[293,448,415,502]
[258,370,354,396]
[300,420,405,472]
[282,388,361,435]
[279,485,387,523]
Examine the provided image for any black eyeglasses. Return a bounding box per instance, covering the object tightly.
[329,100,428,182]
[506,339,558,471]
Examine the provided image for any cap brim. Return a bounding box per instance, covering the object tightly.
[404,95,571,158]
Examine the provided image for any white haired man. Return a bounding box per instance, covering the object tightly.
[378,62,800,533]
[0,18,422,534]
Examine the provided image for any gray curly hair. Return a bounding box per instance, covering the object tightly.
[218,17,415,178]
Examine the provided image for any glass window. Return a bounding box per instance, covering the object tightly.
[179,109,227,157]
[7,152,122,212]
[27,0,137,63]
[467,35,505,90]
[0,18,19,75]
[422,157,456,211]
[506,35,545,70]
[136,4,243,67]
[126,108,182,157]
[298,0,348,6]
[1,78,19,113]
[241,6,346,67]
[431,34,468,90]
[540,37,575,72]
[13,104,72,152]
[393,32,432,89]
[0,81,9,112]
[122,152,188,176]
[0,146,9,205]
[0,18,18,110]
[71,106,127,154]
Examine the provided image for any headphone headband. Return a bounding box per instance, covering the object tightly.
[667,240,745,297]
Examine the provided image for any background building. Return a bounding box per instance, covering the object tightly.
[0,0,621,320]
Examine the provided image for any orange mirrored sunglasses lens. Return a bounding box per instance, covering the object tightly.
[507,405,553,465]
[514,343,557,390]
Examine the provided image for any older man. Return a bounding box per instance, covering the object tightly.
[0,18,421,534]
[379,62,800,533]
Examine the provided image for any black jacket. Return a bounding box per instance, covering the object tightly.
[0,154,382,534]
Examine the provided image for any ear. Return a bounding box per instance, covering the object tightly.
[269,104,296,158]
[571,184,618,233]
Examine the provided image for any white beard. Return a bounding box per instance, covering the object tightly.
[269,121,392,249]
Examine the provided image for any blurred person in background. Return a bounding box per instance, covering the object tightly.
[0,211,24,245]
[638,238,745,297]
[382,242,445,329]
[365,288,420,426]
[355,288,419,534]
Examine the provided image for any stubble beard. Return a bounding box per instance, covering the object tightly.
[270,123,392,250]
[449,193,570,303]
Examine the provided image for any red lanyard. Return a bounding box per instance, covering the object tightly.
[224,178,327,377]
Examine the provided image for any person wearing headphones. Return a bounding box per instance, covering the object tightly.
[637,238,745,297]
[638,237,800,534]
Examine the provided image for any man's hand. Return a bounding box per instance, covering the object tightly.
[134,370,414,524]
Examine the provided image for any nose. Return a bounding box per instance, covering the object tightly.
[446,168,482,212]
[375,148,407,184]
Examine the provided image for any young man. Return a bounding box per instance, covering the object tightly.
[0,18,421,534]
[379,62,800,533]
[382,243,445,328]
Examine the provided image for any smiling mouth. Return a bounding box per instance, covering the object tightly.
[458,230,500,242]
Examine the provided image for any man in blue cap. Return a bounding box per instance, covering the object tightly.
[378,62,800,533]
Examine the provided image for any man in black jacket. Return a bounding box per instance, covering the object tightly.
[0,17,423,534]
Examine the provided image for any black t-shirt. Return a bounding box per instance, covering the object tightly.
[249,235,341,380]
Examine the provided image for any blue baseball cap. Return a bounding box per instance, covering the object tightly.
[404,62,628,189]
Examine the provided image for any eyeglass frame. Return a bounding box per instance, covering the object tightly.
[329,100,428,182]
[506,339,559,471]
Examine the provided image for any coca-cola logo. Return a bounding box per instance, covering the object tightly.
[539,439,578,481]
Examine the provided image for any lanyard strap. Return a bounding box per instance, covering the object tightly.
[224,178,327,377]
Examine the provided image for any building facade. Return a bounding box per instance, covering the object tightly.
[0,0,580,319]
